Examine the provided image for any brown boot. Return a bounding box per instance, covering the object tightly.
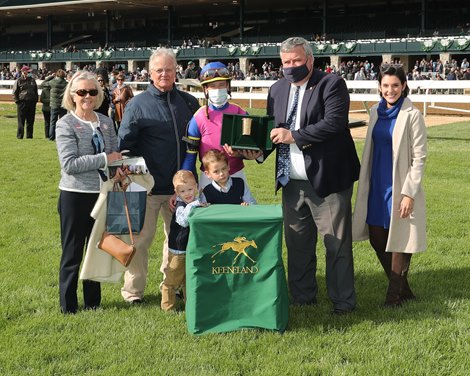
[400,254,416,302]
[384,271,403,307]
[384,253,412,307]
[401,279,416,301]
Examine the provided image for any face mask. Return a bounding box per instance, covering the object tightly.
[208,88,228,107]
[27,73,32,78]
[283,63,310,83]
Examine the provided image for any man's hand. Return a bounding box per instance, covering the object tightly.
[270,128,295,144]
[168,193,177,212]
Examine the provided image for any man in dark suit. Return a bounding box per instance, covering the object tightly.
[268,37,360,313]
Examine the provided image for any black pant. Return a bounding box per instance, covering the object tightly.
[49,107,67,140]
[58,190,101,313]
[42,110,51,139]
[16,101,36,139]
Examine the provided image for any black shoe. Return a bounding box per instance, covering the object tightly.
[84,305,99,311]
[175,290,184,301]
[61,308,77,315]
[128,299,143,305]
[331,308,354,315]
[290,298,317,307]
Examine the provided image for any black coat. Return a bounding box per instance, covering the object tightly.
[267,70,360,197]
[118,84,200,195]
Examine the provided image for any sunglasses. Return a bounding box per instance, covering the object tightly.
[74,89,99,97]
[200,67,230,81]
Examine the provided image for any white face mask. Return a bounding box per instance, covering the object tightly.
[208,88,228,107]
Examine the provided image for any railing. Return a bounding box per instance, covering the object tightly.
[2,34,470,62]
[2,79,470,116]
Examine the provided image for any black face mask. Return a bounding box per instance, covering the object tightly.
[283,63,310,83]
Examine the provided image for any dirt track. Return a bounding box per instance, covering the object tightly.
[349,113,470,139]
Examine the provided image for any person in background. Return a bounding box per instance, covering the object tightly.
[49,69,68,141]
[12,65,38,139]
[161,170,207,311]
[55,71,122,314]
[95,62,109,84]
[463,67,470,80]
[201,149,256,206]
[112,73,133,132]
[182,61,253,189]
[40,73,53,138]
[184,61,199,79]
[96,74,112,118]
[118,48,199,304]
[352,65,427,307]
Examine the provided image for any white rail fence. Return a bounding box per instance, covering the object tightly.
[1,79,469,116]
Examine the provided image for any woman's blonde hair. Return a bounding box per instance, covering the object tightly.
[62,71,104,111]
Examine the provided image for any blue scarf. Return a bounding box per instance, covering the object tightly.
[377,96,404,120]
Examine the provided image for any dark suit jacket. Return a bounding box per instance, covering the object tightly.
[267,70,360,198]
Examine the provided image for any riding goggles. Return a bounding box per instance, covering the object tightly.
[74,89,99,97]
[200,67,231,84]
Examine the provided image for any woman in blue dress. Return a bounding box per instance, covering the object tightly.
[352,65,427,307]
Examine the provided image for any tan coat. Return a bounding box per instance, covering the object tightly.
[352,97,427,253]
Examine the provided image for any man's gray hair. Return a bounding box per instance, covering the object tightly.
[280,37,313,58]
[149,48,177,70]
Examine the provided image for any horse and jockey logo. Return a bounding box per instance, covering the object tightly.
[212,236,258,265]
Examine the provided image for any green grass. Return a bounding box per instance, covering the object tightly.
[1,104,470,375]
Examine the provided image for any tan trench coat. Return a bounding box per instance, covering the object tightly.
[352,97,427,253]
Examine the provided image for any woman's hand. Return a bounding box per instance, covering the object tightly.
[107,151,122,164]
[399,195,414,218]
[223,144,241,157]
[112,167,127,183]
[223,144,262,160]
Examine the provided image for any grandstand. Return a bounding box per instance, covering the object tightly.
[0,0,469,75]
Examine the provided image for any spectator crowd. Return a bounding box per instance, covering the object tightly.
[1,57,470,85]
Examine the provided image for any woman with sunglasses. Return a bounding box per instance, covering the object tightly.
[112,73,133,131]
[55,71,123,314]
[352,65,427,307]
[181,62,255,189]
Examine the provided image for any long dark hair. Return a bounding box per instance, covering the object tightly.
[378,65,409,98]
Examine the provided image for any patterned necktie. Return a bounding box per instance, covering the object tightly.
[277,86,300,186]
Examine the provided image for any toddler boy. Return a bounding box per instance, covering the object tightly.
[202,149,256,205]
[161,170,207,311]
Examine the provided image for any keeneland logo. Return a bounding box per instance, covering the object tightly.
[211,236,259,275]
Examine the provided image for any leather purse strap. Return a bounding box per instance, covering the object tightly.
[116,181,135,246]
